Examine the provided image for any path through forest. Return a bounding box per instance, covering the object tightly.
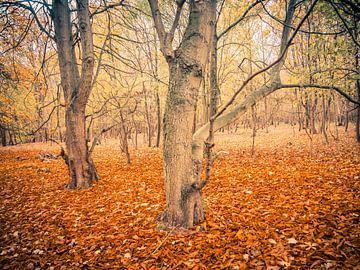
[0,126,359,269]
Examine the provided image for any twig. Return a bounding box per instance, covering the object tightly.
[144,226,176,261]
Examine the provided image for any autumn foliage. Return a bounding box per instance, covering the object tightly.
[0,127,359,269]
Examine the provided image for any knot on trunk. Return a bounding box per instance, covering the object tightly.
[178,57,202,77]
[85,56,94,65]
[80,22,87,30]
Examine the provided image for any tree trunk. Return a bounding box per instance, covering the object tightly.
[160,59,206,227]
[144,83,153,147]
[53,0,97,188]
[65,108,98,188]
[355,18,360,142]
[150,0,215,228]
[0,127,6,146]
[119,111,131,164]
[321,95,329,144]
[310,95,317,134]
[156,91,161,148]
[9,129,16,145]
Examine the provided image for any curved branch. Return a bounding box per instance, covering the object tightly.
[214,0,317,120]
[281,84,360,105]
[260,0,348,36]
[330,0,360,48]
[218,0,261,40]
[1,1,53,39]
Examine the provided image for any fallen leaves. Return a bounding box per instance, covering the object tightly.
[0,128,359,269]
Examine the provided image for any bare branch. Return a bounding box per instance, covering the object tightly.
[166,0,185,45]
[281,84,360,105]
[214,0,317,120]
[89,124,117,155]
[330,0,360,48]
[218,0,262,40]
[91,0,125,17]
[1,1,53,39]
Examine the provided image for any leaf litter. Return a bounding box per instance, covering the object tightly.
[0,127,359,269]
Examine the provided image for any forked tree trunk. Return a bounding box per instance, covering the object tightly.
[53,0,97,188]
[65,108,98,188]
[149,0,215,228]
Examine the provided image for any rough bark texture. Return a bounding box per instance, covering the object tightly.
[52,0,97,188]
[150,0,215,228]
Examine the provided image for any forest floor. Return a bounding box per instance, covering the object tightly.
[0,125,359,269]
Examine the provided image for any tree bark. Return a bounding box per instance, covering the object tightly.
[52,0,97,188]
[156,91,161,148]
[161,60,205,227]
[0,126,6,146]
[149,0,215,228]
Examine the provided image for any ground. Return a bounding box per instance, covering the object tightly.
[0,125,359,269]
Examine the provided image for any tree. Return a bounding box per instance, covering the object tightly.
[149,0,360,229]
[148,0,216,227]
[51,0,99,188]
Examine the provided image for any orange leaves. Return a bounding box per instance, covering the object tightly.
[1,130,360,268]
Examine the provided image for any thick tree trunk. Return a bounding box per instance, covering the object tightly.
[160,59,205,228]
[65,107,98,188]
[53,0,97,188]
[150,0,214,228]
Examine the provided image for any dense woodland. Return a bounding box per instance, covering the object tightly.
[0,0,360,268]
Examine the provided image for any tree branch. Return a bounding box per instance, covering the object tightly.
[281,84,360,105]
[218,0,262,40]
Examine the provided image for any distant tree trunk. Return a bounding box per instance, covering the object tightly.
[119,111,131,164]
[132,115,139,149]
[52,0,98,188]
[0,126,6,146]
[295,89,303,131]
[310,95,318,134]
[156,91,161,148]
[8,130,15,145]
[144,83,152,147]
[321,95,329,144]
[251,104,257,156]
